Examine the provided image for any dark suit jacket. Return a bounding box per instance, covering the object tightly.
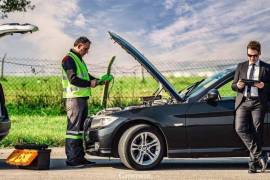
[231,60,270,110]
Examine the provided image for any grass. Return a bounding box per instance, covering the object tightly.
[0,115,66,148]
[0,75,204,114]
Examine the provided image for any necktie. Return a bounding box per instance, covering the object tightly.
[247,64,255,98]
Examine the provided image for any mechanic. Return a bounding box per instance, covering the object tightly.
[232,41,270,173]
[62,36,112,167]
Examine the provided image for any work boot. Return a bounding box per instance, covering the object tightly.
[80,158,96,166]
[66,160,85,168]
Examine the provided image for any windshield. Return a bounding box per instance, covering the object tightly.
[179,68,234,100]
[179,79,204,99]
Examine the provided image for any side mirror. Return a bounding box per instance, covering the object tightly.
[204,89,219,102]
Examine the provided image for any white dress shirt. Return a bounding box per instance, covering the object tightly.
[244,60,260,97]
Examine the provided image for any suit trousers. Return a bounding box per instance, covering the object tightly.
[235,98,265,162]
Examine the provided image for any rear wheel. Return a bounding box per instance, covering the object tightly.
[118,124,164,170]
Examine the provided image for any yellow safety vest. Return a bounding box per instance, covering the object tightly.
[62,51,91,98]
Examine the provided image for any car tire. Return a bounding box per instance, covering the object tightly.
[118,124,164,170]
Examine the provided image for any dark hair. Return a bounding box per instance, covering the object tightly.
[247,41,261,54]
[74,36,91,47]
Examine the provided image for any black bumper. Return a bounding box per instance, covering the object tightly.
[0,120,11,141]
[84,127,113,157]
[84,117,125,157]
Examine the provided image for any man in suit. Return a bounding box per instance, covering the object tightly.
[232,41,270,173]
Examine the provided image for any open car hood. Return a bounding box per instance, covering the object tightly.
[0,23,38,38]
[109,31,182,102]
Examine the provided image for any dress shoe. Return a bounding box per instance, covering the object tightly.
[259,155,268,172]
[248,169,257,173]
[248,161,258,173]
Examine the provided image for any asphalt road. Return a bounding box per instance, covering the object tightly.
[0,148,269,180]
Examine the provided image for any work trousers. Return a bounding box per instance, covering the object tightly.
[65,97,88,163]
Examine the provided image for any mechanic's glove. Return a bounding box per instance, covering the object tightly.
[97,74,113,85]
[101,74,113,81]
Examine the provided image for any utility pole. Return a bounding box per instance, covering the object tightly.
[0,54,7,80]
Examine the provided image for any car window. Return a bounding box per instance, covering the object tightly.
[188,68,234,99]
[217,79,236,99]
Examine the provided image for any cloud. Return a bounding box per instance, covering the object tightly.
[1,0,270,75]
[0,0,80,59]
[164,0,177,10]
[148,17,193,48]
[147,0,270,62]
[74,13,86,28]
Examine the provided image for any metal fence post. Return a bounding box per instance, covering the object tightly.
[141,65,145,83]
[0,53,7,80]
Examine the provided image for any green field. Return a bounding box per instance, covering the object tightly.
[1,75,204,114]
[0,75,235,147]
[0,115,66,148]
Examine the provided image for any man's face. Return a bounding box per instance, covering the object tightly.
[247,48,260,64]
[76,42,90,57]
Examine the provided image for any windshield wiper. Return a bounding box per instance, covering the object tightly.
[180,79,205,100]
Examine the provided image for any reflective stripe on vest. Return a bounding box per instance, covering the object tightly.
[62,51,91,98]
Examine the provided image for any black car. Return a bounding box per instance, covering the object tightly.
[84,32,270,170]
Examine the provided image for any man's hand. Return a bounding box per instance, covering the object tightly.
[90,79,97,87]
[254,81,264,89]
[237,79,245,89]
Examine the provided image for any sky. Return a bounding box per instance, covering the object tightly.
[1,0,270,75]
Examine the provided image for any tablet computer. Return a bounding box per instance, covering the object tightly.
[241,79,260,86]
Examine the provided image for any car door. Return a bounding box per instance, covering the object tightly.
[186,80,269,155]
[185,79,248,155]
[186,98,245,150]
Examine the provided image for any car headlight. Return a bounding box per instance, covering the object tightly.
[91,116,119,129]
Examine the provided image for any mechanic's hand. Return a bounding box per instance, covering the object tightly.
[237,79,245,89]
[90,79,97,87]
[254,81,264,89]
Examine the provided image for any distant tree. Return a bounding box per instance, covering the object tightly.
[0,0,34,18]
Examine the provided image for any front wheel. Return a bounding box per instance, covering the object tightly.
[118,124,165,170]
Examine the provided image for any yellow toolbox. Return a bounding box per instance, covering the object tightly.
[6,144,51,170]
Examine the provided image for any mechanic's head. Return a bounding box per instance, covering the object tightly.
[247,40,261,64]
[73,36,91,57]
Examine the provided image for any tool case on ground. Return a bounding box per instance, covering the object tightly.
[6,144,51,170]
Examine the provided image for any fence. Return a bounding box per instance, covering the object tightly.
[1,55,269,114]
